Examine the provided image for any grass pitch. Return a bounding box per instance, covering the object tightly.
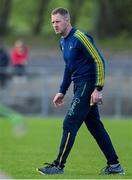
[0,117,132,179]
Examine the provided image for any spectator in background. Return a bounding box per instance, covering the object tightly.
[10,40,29,83]
[0,39,10,88]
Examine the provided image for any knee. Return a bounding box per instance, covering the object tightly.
[63,120,78,137]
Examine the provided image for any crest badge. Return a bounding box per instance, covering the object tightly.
[69,42,73,50]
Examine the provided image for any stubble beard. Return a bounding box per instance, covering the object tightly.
[54,29,64,36]
[54,25,69,37]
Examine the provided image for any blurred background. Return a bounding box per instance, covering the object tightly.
[0,0,132,118]
[0,0,132,179]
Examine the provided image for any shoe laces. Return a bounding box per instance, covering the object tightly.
[100,165,109,172]
[101,164,119,172]
[44,162,55,168]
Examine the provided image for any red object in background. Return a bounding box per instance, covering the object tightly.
[10,41,29,65]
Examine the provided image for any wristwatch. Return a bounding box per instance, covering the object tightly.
[95,86,103,91]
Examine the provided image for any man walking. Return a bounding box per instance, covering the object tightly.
[37,7,125,175]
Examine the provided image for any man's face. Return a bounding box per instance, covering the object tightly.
[51,13,69,35]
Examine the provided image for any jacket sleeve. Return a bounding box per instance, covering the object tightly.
[74,30,105,90]
[59,65,72,95]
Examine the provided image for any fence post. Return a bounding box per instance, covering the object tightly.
[114,70,123,118]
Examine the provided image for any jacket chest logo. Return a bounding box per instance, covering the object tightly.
[61,46,64,51]
[68,43,73,50]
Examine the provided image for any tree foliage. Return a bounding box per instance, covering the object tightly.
[0,0,12,35]
[94,0,132,38]
[0,0,131,38]
[68,0,85,26]
[32,0,51,35]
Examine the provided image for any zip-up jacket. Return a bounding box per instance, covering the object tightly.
[59,28,105,95]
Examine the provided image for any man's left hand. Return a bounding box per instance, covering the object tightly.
[90,89,103,106]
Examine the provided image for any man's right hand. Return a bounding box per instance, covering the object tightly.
[53,93,65,107]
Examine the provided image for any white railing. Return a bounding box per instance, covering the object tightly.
[0,67,132,117]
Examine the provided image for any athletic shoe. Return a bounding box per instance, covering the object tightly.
[36,163,64,175]
[100,164,125,175]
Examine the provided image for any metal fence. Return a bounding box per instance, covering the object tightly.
[0,67,132,117]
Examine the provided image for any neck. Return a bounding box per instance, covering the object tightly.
[62,24,72,38]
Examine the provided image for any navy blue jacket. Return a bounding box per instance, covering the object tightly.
[59,28,105,95]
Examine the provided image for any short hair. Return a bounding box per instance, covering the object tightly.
[51,7,70,21]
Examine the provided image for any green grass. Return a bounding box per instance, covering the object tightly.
[0,117,132,179]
